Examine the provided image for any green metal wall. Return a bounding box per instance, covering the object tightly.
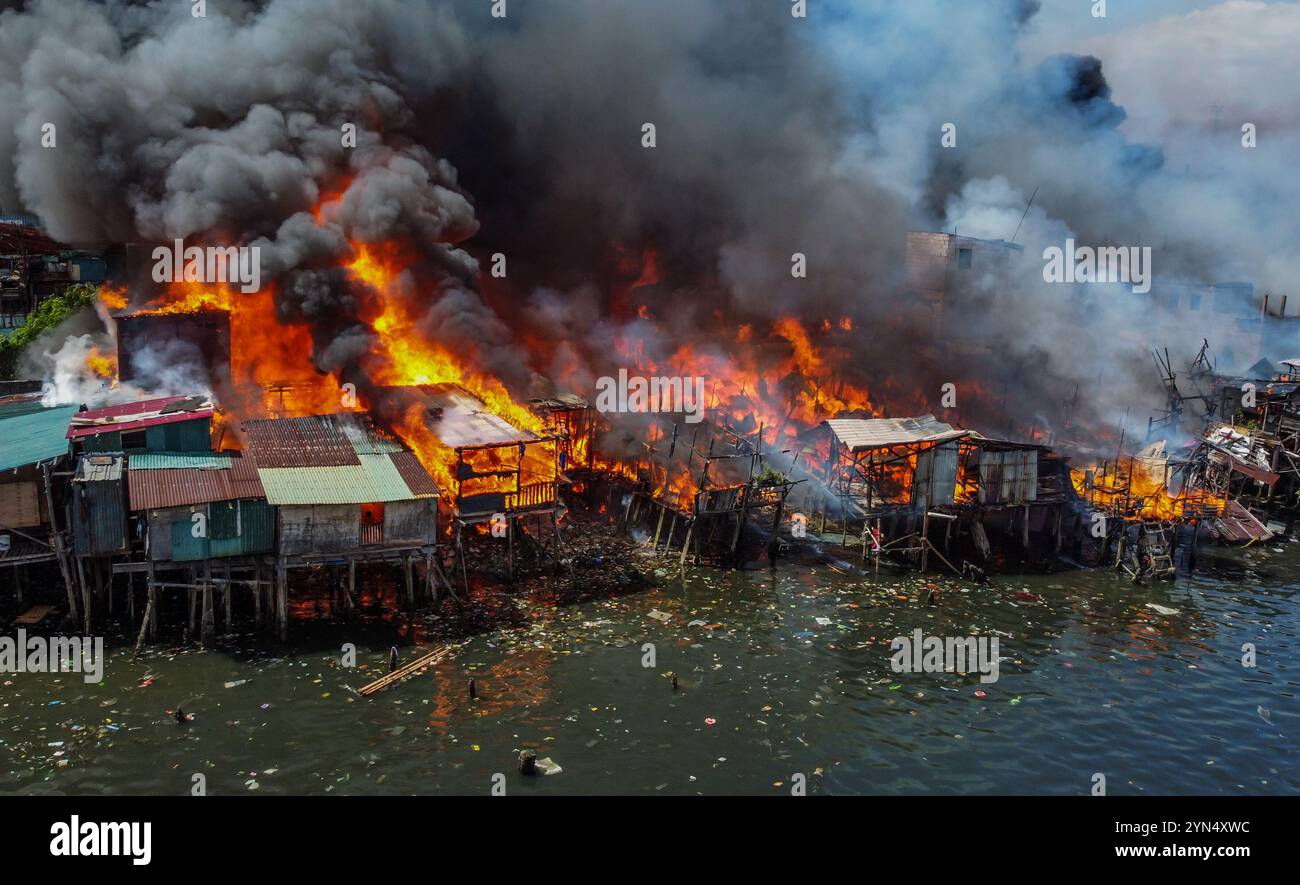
[153,499,275,562]
[83,418,212,454]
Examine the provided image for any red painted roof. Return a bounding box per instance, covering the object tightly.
[67,395,214,439]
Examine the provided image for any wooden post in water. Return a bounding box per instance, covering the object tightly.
[201,575,215,646]
[404,554,415,628]
[77,557,92,634]
[679,518,695,577]
[276,559,288,641]
[147,561,158,639]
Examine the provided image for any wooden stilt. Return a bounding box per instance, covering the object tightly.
[200,577,214,646]
[276,559,288,641]
[345,558,358,613]
[507,516,515,577]
[253,567,262,627]
[404,554,415,627]
[133,591,154,658]
[920,511,930,574]
[454,523,470,595]
[147,561,158,639]
[76,557,92,634]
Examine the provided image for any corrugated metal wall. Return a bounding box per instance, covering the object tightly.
[72,478,127,555]
[83,418,212,455]
[278,504,359,556]
[209,499,275,558]
[912,442,959,508]
[978,450,1038,504]
[146,419,212,453]
[147,499,276,561]
[383,499,435,544]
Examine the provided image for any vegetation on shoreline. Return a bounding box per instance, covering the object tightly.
[0,283,99,379]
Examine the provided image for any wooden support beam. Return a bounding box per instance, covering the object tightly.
[276,559,288,641]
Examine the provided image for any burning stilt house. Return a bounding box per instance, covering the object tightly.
[529,393,597,472]
[792,415,1081,574]
[620,415,800,569]
[383,383,563,581]
[241,412,443,639]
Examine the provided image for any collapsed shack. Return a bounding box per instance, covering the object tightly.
[1202,358,1300,525]
[616,414,800,569]
[529,393,597,472]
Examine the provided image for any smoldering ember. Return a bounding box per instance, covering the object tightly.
[0,0,1297,803]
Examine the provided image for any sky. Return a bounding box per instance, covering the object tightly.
[1024,0,1300,138]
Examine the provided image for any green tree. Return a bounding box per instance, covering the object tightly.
[0,284,101,379]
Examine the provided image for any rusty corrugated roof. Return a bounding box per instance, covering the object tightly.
[127,453,265,511]
[244,411,439,504]
[243,413,363,467]
[390,450,439,498]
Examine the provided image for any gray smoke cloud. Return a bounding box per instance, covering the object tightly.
[1,0,1294,449]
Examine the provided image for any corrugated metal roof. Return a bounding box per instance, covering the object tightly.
[127,453,265,511]
[390,450,440,498]
[67,395,213,439]
[414,383,535,447]
[824,415,969,453]
[0,395,55,420]
[243,413,363,467]
[257,456,436,506]
[245,411,439,503]
[0,405,77,471]
[129,453,232,470]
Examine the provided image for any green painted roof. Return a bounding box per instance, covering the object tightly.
[0,405,77,471]
[257,453,434,506]
[129,452,233,470]
[0,399,56,420]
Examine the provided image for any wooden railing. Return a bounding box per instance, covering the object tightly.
[505,482,557,510]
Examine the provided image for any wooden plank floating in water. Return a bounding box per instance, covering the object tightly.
[358,645,456,696]
[14,605,56,626]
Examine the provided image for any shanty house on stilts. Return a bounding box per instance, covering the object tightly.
[0,399,81,623]
[801,415,1074,573]
[241,412,442,639]
[65,395,215,631]
[125,452,273,644]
